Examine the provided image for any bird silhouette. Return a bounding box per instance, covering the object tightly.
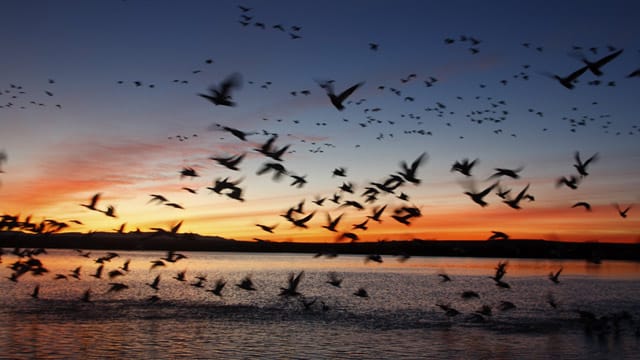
[572,202,592,211]
[549,267,563,284]
[397,152,427,184]
[322,213,343,232]
[91,264,103,279]
[256,223,277,233]
[353,288,369,298]
[503,184,530,209]
[488,167,523,180]
[556,175,580,190]
[81,289,92,303]
[80,193,102,211]
[326,272,343,287]
[279,271,304,297]
[465,182,498,207]
[614,203,631,218]
[147,275,161,291]
[208,278,227,297]
[451,158,478,176]
[438,273,451,282]
[581,49,623,76]
[319,81,364,110]
[574,152,598,177]
[210,153,245,171]
[198,72,242,106]
[367,205,387,223]
[236,275,256,291]
[107,283,129,293]
[291,211,316,229]
[551,65,589,89]
[31,284,40,299]
[256,162,288,181]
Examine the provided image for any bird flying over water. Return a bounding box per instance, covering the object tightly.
[549,267,563,284]
[279,271,304,297]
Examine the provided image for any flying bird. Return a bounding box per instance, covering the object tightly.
[549,267,563,284]
[319,80,364,110]
[198,72,243,106]
[464,182,499,207]
[397,152,427,184]
[279,271,304,297]
[573,152,598,177]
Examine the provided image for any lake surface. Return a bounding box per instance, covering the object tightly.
[1,249,639,359]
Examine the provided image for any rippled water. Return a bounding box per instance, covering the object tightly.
[1,249,639,359]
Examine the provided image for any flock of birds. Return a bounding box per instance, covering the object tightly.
[0,3,639,343]
[1,244,638,339]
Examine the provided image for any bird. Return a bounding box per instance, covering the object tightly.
[291,211,315,229]
[338,232,360,242]
[290,174,307,188]
[326,272,343,287]
[549,267,563,284]
[367,205,387,223]
[279,271,304,297]
[256,162,288,181]
[572,202,592,211]
[208,278,227,297]
[107,283,129,293]
[91,264,103,279]
[551,65,589,89]
[256,223,277,233]
[80,193,102,211]
[198,72,242,106]
[464,182,499,207]
[180,167,199,178]
[353,288,369,298]
[451,158,478,176]
[236,275,256,291]
[147,275,161,291]
[322,213,343,232]
[319,80,364,110]
[438,273,451,282]
[581,49,623,76]
[557,175,580,190]
[574,152,598,177]
[173,270,186,282]
[488,167,523,180]
[31,284,40,299]
[614,203,631,218]
[149,260,165,270]
[81,289,92,303]
[210,153,245,171]
[397,152,427,184]
[102,205,117,218]
[503,184,530,209]
[148,194,169,204]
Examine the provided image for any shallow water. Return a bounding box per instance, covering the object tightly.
[1,249,639,359]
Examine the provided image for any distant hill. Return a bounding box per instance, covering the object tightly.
[1,231,639,261]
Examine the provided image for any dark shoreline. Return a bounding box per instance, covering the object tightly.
[1,231,639,261]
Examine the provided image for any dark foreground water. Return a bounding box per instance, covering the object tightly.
[1,249,639,359]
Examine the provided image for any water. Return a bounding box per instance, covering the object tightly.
[1,249,639,359]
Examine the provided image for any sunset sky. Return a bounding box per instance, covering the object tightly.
[1,0,639,243]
